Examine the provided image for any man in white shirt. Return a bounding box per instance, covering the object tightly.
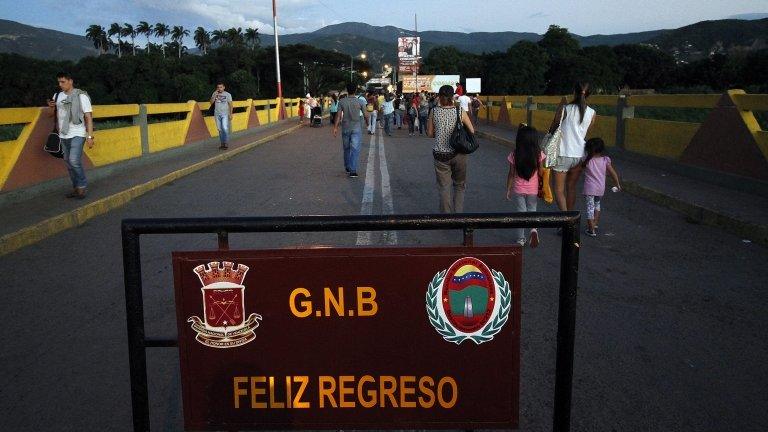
[458,93,472,114]
[47,71,94,199]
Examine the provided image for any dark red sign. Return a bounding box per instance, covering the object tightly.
[172,246,521,430]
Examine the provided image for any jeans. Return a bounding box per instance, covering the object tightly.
[342,127,362,173]
[408,114,416,134]
[368,110,378,134]
[394,111,403,128]
[383,113,393,135]
[512,194,538,241]
[215,114,230,144]
[434,153,467,213]
[419,115,428,134]
[61,136,87,189]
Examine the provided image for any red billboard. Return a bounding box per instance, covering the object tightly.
[172,246,521,430]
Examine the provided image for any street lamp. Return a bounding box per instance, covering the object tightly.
[350,52,366,82]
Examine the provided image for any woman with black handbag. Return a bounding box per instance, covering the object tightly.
[427,85,476,213]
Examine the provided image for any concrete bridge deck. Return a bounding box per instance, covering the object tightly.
[1,122,766,430]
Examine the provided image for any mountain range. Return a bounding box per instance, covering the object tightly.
[1,16,766,66]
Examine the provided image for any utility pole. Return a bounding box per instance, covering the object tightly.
[414,13,419,95]
[272,0,284,119]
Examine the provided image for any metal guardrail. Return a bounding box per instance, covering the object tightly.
[122,212,581,432]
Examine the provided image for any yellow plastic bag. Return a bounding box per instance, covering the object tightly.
[539,168,554,204]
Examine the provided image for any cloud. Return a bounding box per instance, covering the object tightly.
[528,12,549,19]
[131,0,319,34]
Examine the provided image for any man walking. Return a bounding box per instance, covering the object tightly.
[47,71,94,199]
[382,93,395,136]
[333,83,369,178]
[210,82,233,149]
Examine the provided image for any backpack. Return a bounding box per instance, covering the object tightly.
[44,92,63,158]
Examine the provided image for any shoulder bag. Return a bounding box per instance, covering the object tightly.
[44,92,63,158]
[541,105,565,168]
[449,107,479,154]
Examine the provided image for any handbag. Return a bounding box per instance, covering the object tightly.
[44,92,63,158]
[449,107,479,154]
[541,105,566,168]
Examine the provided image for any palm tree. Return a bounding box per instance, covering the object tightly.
[194,27,211,55]
[122,23,137,55]
[211,29,225,47]
[154,23,170,57]
[244,28,259,50]
[108,23,123,57]
[85,25,108,55]
[136,21,153,53]
[171,26,190,59]
[225,27,244,46]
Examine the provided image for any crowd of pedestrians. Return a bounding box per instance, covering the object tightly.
[46,71,619,240]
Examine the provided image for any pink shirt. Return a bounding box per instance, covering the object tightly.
[583,156,612,196]
[508,151,545,195]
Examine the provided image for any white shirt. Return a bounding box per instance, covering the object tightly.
[559,104,595,158]
[458,95,471,112]
[54,92,93,139]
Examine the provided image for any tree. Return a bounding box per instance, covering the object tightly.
[194,27,211,55]
[245,28,260,50]
[122,23,137,56]
[539,25,580,60]
[613,44,676,89]
[85,25,108,55]
[136,21,153,53]
[108,23,123,57]
[154,23,170,57]
[211,29,225,47]
[171,26,190,59]
[225,27,244,46]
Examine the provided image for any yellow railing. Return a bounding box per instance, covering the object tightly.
[0,97,302,192]
[481,91,768,163]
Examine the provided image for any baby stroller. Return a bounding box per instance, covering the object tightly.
[310,106,323,127]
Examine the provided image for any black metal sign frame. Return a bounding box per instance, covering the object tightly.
[121,212,580,431]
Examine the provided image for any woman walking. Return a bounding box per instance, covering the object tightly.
[552,82,596,212]
[329,93,339,125]
[427,85,475,213]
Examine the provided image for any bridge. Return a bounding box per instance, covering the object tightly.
[0,92,767,430]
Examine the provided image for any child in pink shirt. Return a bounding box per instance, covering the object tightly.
[582,138,621,237]
[506,125,545,247]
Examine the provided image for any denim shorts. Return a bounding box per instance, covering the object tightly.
[553,156,583,172]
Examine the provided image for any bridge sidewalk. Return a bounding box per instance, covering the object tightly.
[0,120,302,255]
[476,123,768,245]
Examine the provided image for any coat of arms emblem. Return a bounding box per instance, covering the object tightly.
[187,261,262,348]
[426,257,511,345]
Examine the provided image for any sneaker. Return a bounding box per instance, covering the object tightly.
[349,172,358,178]
[529,229,540,248]
[516,239,526,247]
[585,228,597,237]
[219,144,228,150]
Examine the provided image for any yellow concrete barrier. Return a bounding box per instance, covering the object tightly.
[92,104,140,119]
[625,118,700,159]
[627,94,720,109]
[588,115,617,147]
[88,126,142,166]
[0,108,42,189]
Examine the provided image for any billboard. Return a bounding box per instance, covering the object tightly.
[398,36,421,73]
[172,246,521,430]
[466,78,482,94]
[402,75,461,93]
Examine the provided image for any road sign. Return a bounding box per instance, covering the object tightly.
[172,246,521,430]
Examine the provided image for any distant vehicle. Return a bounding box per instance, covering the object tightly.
[365,76,392,93]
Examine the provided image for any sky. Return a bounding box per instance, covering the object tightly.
[0,0,766,37]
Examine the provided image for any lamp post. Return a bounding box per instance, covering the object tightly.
[350,52,366,82]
